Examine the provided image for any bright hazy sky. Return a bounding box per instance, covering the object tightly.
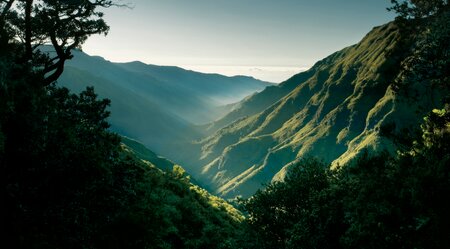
[83,0,395,83]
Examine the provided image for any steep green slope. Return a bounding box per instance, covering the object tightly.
[192,21,446,198]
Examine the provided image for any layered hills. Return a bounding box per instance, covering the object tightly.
[181,22,445,198]
[55,49,271,154]
[53,19,446,200]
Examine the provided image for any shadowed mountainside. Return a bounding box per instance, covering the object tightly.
[55,49,272,154]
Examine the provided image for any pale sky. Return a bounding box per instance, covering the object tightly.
[82,0,395,83]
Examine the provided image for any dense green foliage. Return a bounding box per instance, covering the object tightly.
[393,7,450,99]
[0,65,250,248]
[1,2,248,248]
[244,108,450,248]
[0,60,248,248]
[388,0,449,19]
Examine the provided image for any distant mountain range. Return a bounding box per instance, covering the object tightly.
[56,49,272,154]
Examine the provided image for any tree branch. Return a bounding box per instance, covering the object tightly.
[43,59,65,86]
[0,0,14,20]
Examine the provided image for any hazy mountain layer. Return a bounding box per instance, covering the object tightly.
[56,50,271,154]
[60,50,271,124]
[189,22,444,198]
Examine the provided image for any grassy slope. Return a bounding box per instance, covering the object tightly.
[192,22,443,198]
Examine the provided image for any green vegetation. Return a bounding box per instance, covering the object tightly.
[0,65,248,248]
[1,1,449,248]
[388,0,449,19]
[244,106,450,249]
[1,1,248,248]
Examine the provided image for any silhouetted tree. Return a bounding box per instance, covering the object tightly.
[1,0,122,85]
[243,158,345,249]
[388,0,449,19]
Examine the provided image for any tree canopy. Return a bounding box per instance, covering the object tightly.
[243,107,450,249]
[0,0,119,85]
[388,0,449,19]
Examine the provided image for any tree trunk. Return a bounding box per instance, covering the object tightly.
[24,0,33,61]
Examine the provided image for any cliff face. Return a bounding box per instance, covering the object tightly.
[194,22,444,198]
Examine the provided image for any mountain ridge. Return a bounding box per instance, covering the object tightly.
[176,22,445,198]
